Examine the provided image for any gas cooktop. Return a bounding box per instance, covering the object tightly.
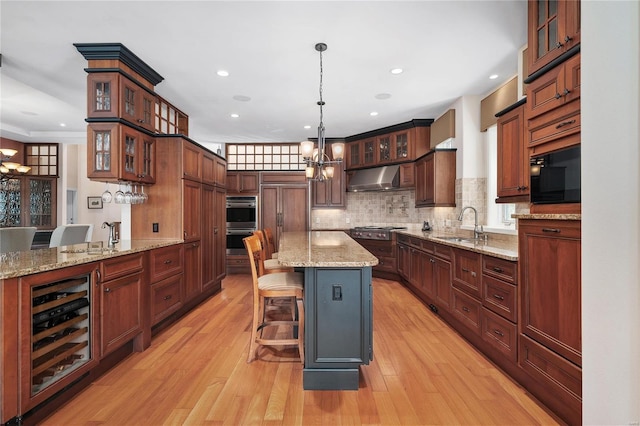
[349,226,407,241]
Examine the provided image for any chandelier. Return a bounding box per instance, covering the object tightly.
[300,43,344,181]
[0,148,31,183]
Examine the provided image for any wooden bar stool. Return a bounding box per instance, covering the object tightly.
[263,227,278,259]
[243,235,304,364]
[253,230,291,275]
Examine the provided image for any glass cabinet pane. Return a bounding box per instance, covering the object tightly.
[95,81,111,111]
[396,133,408,159]
[29,178,53,227]
[124,135,136,174]
[0,178,22,227]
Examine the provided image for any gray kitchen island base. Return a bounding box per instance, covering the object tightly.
[302,266,374,390]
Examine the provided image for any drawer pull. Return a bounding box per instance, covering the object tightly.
[492,267,503,273]
[462,306,470,313]
[562,88,571,96]
[556,119,576,129]
[430,258,436,263]
[554,92,562,99]
[493,294,505,301]
[462,267,469,272]
[542,228,561,233]
[104,287,111,293]
[164,260,172,264]
[493,329,504,337]
[164,295,172,301]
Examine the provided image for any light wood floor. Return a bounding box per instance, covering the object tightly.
[42,274,561,425]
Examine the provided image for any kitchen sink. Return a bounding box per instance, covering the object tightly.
[435,236,484,244]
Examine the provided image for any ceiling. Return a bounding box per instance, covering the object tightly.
[0,1,527,147]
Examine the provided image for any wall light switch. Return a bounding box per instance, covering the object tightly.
[346,217,350,224]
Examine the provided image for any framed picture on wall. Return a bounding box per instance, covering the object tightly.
[87,196,103,209]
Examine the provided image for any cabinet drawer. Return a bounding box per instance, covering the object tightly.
[519,334,582,401]
[452,248,481,298]
[151,274,183,325]
[150,245,184,283]
[100,253,144,282]
[397,234,410,245]
[528,103,580,149]
[432,243,451,260]
[482,275,517,322]
[359,240,394,257]
[482,256,517,284]
[420,240,435,254]
[451,288,481,335]
[482,308,517,362]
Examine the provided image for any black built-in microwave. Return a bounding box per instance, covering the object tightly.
[530,144,581,204]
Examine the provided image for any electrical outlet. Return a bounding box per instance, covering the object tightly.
[346,217,350,224]
[315,217,320,224]
[152,223,159,232]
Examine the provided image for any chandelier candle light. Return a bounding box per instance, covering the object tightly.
[0,148,31,182]
[300,43,344,181]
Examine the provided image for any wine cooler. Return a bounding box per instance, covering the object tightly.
[30,273,92,395]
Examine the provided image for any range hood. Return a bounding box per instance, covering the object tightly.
[347,165,400,192]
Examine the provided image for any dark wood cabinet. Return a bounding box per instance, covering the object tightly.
[346,138,376,169]
[496,103,529,202]
[311,147,346,209]
[149,245,184,326]
[226,172,259,194]
[202,184,226,291]
[183,179,201,242]
[452,248,482,299]
[183,241,202,303]
[518,218,581,425]
[527,53,581,121]
[99,254,145,357]
[87,123,156,184]
[527,0,580,77]
[415,149,456,207]
[261,173,308,248]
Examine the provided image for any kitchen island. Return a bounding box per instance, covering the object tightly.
[277,231,378,390]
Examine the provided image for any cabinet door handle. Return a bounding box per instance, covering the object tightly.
[164,260,172,264]
[462,306,470,313]
[556,41,564,48]
[214,227,218,234]
[562,88,571,96]
[556,119,576,129]
[430,258,435,263]
[462,267,469,272]
[104,287,111,293]
[96,269,101,284]
[542,228,561,233]
[184,231,188,239]
[492,267,503,273]
[493,294,505,301]
[564,35,573,43]
[554,92,562,99]
[493,329,504,337]
[164,295,172,301]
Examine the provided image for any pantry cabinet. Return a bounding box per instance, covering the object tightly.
[261,175,308,249]
[527,0,581,77]
[227,172,259,194]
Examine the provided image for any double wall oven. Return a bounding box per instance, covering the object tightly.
[226,196,257,255]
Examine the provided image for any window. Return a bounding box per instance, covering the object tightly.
[226,143,305,171]
[485,125,516,232]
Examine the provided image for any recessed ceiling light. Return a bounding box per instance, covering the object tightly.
[489,74,499,79]
[390,68,403,75]
[217,70,229,77]
[230,113,239,118]
[304,125,311,129]
[375,93,392,100]
[370,112,379,116]
[59,123,66,127]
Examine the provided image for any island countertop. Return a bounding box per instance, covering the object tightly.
[277,231,379,268]
[0,239,183,279]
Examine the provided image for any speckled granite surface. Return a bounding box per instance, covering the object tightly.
[277,231,379,267]
[512,213,581,220]
[396,229,519,261]
[0,239,182,279]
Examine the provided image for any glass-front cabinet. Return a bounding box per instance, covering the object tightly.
[527,0,581,76]
[87,123,155,184]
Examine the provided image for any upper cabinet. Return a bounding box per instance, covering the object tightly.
[527,0,581,77]
[311,142,346,209]
[415,149,456,208]
[345,120,431,170]
[227,172,260,195]
[496,101,529,202]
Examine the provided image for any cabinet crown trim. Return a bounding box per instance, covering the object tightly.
[345,119,434,142]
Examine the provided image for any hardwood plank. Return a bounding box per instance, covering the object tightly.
[40,274,560,426]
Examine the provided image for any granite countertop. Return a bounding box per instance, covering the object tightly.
[0,239,183,280]
[396,229,519,261]
[512,213,581,220]
[277,231,379,268]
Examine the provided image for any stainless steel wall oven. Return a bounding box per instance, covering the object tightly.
[226,196,257,255]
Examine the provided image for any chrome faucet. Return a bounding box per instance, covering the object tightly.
[457,206,485,240]
[102,222,119,248]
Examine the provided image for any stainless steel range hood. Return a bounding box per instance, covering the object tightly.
[347,165,400,192]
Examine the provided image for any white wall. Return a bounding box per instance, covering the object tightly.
[582,1,640,424]
[448,96,486,180]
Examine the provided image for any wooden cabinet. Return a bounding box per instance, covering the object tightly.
[182,142,202,181]
[518,218,581,425]
[312,144,346,209]
[203,151,226,187]
[527,53,581,121]
[260,173,308,248]
[202,184,226,291]
[226,172,259,194]
[183,179,201,242]
[149,245,184,326]
[87,72,156,132]
[354,237,398,279]
[452,248,482,299]
[345,121,431,170]
[496,102,529,201]
[399,162,415,188]
[87,123,156,184]
[415,149,456,207]
[183,241,202,303]
[527,0,581,77]
[99,253,145,357]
